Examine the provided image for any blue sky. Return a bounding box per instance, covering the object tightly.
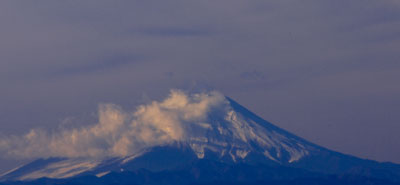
[0,0,400,172]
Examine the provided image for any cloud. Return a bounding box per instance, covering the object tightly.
[0,90,226,159]
[50,54,140,77]
[136,27,212,37]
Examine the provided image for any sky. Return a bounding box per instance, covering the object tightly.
[0,0,400,173]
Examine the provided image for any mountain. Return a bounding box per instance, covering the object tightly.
[1,94,399,185]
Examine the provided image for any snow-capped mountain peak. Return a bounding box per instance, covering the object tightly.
[2,90,400,184]
[15,90,400,183]
[182,97,317,163]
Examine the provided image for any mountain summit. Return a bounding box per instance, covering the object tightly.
[1,90,400,184]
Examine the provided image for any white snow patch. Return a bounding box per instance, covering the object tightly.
[0,164,24,177]
[190,143,205,158]
[96,171,110,178]
[263,150,278,162]
[19,159,100,180]
[121,150,146,164]
[236,150,249,159]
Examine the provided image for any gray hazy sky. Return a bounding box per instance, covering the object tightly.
[0,0,400,173]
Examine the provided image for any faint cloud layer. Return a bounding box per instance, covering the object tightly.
[240,70,265,80]
[137,27,213,37]
[0,0,399,171]
[51,54,141,77]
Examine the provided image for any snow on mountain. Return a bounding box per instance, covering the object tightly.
[3,90,397,182]
[183,97,319,163]
[0,90,324,181]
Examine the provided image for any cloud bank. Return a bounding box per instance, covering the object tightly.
[0,90,226,159]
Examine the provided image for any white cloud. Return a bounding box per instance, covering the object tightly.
[0,90,226,159]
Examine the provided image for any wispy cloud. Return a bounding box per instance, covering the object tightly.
[50,54,141,77]
[136,27,213,37]
[0,90,226,159]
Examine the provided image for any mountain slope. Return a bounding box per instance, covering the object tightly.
[1,91,399,183]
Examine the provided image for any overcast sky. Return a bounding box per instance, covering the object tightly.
[1,0,400,173]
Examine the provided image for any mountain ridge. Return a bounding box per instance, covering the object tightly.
[1,91,399,184]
